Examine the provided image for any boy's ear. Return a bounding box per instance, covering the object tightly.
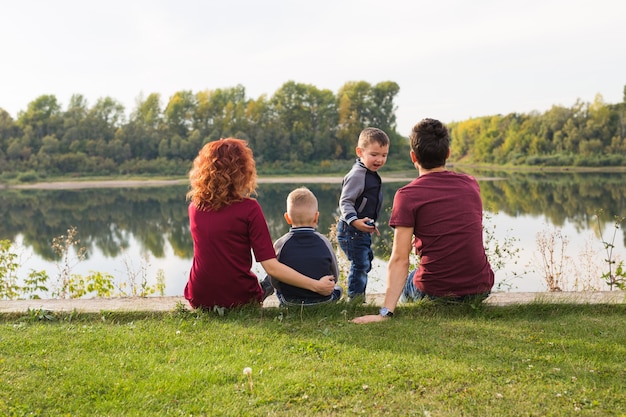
[313,212,319,224]
[355,146,363,158]
[284,212,293,225]
[410,150,417,163]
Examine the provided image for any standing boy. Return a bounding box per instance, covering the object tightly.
[263,187,343,305]
[352,118,494,324]
[337,127,390,301]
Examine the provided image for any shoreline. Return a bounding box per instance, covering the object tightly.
[1,291,624,313]
[4,165,626,190]
[4,175,417,190]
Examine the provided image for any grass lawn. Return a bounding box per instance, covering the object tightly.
[1,301,625,416]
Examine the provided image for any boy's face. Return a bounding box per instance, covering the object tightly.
[356,142,389,172]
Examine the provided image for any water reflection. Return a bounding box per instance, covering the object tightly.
[474,170,626,237]
[1,171,625,294]
[0,186,191,260]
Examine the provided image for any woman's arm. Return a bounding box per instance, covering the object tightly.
[261,258,335,296]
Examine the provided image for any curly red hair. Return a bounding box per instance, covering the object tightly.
[187,138,257,211]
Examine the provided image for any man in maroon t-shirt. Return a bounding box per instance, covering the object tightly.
[353,118,494,324]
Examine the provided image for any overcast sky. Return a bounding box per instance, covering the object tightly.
[1,0,624,135]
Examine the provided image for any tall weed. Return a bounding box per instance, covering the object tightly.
[535,226,569,291]
[0,239,49,300]
[595,212,626,290]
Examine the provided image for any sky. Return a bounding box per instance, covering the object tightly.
[1,0,625,136]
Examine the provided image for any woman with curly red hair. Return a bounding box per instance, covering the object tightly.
[184,138,336,309]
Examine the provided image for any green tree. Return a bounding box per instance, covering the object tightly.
[450,118,481,160]
[17,95,63,151]
[6,139,27,160]
[586,94,617,148]
[540,105,571,154]
[336,81,379,158]
[123,93,163,159]
[269,81,338,162]
[194,85,248,140]
[0,108,19,143]
[38,135,61,155]
[243,95,276,163]
[88,97,125,142]
[335,81,401,160]
[132,93,163,129]
[369,81,400,131]
[164,90,196,139]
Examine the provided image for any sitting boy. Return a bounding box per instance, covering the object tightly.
[262,187,343,306]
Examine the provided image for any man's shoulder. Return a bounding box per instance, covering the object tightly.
[411,170,476,184]
[445,171,479,188]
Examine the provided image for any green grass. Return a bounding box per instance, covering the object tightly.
[1,301,625,416]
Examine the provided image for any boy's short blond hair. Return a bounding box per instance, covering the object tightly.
[357,127,390,149]
[287,187,318,225]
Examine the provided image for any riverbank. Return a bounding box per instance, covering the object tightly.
[6,164,626,190]
[1,291,624,313]
[3,172,504,190]
[3,175,401,190]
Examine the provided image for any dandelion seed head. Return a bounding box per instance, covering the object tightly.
[243,367,252,375]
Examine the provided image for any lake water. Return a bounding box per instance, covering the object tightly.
[2,170,625,298]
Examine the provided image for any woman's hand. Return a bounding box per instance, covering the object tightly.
[315,275,336,296]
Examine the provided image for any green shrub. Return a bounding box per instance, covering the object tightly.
[16,171,39,183]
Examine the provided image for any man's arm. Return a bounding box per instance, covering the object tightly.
[382,226,413,309]
[351,226,413,324]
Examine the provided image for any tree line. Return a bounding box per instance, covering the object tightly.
[1,82,624,181]
[449,87,626,167]
[0,81,410,180]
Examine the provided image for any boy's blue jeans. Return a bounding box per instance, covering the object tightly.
[337,220,373,298]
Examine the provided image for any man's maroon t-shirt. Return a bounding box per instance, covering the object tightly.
[389,171,494,297]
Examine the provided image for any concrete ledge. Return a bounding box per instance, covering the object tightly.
[484,291,626,306]
[0,291,624,314]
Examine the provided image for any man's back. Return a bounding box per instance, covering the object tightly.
[390,171,494,297]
